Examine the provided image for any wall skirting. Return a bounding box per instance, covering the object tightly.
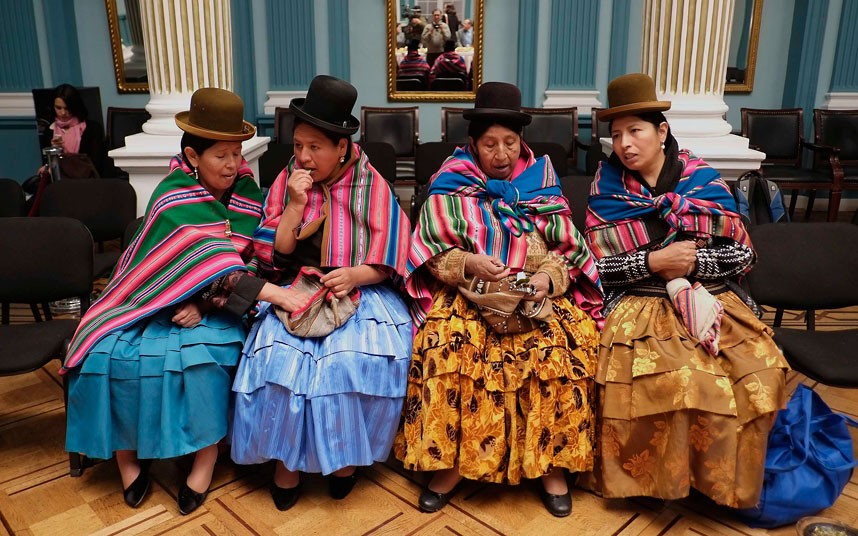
[824,92,858,109]
[263,91,307,115]
[0,94,36,117]
[543,90,602,115]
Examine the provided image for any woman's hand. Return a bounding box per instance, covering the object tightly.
[522,272,550,301]
[648,240,697,280]
[320,267,360,298]
[286,169,314,208]
[50,136,64,148]
[465,254,511,282]
[172,302,202,327]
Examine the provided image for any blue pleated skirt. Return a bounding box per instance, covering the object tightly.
[230,283,412,475]
[65,309,246,460]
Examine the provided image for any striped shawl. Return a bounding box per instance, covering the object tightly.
[62,156,263,371]
[407,144,603,326]
[585,149,752,260]
[254,143,410,282]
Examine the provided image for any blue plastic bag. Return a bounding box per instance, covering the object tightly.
[737,384,858,528]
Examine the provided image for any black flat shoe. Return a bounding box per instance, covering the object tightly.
[328,472,358,499]
[418,486,455,513]
[122,459,152,508]
[270,482,301,511]
[540,487,572,517]
[178,482,209,515]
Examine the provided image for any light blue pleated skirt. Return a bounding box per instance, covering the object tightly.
[65,309,246,460]
[230,284,412,475]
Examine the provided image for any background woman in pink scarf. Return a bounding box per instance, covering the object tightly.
[39,84,106,175]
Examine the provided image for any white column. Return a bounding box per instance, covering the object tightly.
[637,0,763,177]
[110,0,269,216]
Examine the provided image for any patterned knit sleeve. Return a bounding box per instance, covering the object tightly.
[595,251,651,287]
[693,239,755,280]
[425,248,471,287]
[201,271,266,317]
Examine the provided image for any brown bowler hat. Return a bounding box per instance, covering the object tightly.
[599,73,671,121]
[175,88,256,141]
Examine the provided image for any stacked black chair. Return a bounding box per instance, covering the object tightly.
[558,175,593,231]
[746,223,858,387]
[39,179,137,278]
[258,143,294,189]
[105,107,150,179]
[360,106,419,181]
[0,178,26,217]
[741,108,836,221]
[411,142,459,224]
[522,106,583,172]
[528,142,569,177]
[441,107,468,144]
[273,107,296,145]
[579,107,610,175]
[0,217,94,475]
[813,109,858,220]
[360,142,397,183]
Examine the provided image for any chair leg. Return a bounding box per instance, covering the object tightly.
[30,303,43,322]
[806,310,815,331]
[1,302,8,325]
[787,189,799,219]
[773,308,784,328]
[804,191,817,221]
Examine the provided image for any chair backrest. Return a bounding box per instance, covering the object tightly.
[442,107,469,143]
[416,142,459,185]
[360,106,419,157]
[746,223,858,311]
[430,78,466,91]
[39,179,137,242]
[590,107,611,142]
[396,78,425,92]
[360,142,397,183]
[528,142,569,177]
[0,179,26,217]
[814,109,858,165]
[106,107,150,150]
[522,107,579,161]
[32,87,104,138]
[740,108,803,165]
[258,143,294,189]
[558,175,593,231]
[0,217,93,304]
[274,107,296,145]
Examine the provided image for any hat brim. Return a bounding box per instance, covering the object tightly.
[462,107,532,126]
[175,112,256,141]
[290,99,360,136]
[598,101,671,122]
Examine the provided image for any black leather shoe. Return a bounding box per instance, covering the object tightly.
[270,482,301,511]
[418,486,454,513]
[540,487,572,517]
[178,482,209,515]
[122,459,152,508]
[328,472,358,499]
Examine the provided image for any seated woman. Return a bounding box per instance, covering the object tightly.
[584,73,789,508]
[230,75,413,511]
[395,82,604,517]
[63,88,294,515]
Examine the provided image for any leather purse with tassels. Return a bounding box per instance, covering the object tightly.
[275,266,360,338]
[457,274,552,334]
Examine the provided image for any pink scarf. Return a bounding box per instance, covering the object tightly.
[52,117,86,154]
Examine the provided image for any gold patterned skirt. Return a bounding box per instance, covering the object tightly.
[394,285,600,484]
[592,291,789,508]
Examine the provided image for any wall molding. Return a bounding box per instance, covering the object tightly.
[266,0,316,90]
[263,90,307,115]
[824,92,858,109]
[829,0,858,91]
[782,0,830,139]
[547,0,600,89]
[543,90,602,114]
[232,0,259,124]
[328,0,350,80]
[516,0,539,106]
[608,0,631,81]
[41,0,82,86]
[0,94,37,117]
[0,0,43,91]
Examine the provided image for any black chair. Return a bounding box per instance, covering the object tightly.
[441,107,468,144]
[258,143,293,189]
[273,107,296,145]
[580,107,611,175]
[558,175,593,231]
[106,107,150,150]
[522,106,582,172]
[0,217,94,475]
[360,106,419,181]
[412,142,459,223]
[396,77,425,92]
[528,142,569,177]
[39,179,137,278]
[813,108,858,220]
[360,142,397,183]
[430,77,466,91]
[740,108,837,221]
[745,223,858,387]
[0,178,26,217]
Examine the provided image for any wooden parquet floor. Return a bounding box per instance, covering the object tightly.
[1,299,857,535]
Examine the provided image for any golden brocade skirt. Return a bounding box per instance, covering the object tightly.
[394,286,600,484]
[591,291,789,508]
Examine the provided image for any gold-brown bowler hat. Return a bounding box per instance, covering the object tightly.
[175,88,256,141]
[599,73,671,121]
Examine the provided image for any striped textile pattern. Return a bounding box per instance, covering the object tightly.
[62,157,263,371]
[585,150,752,260]
[406,144,603,327]
[254,143,411,282]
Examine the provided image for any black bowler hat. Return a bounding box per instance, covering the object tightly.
[463,82,532,126]
[289,75,360,135]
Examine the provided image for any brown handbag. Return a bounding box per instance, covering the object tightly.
[274,266,361,338]
[457,274,552,334]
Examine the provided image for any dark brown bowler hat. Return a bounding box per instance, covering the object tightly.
[600,73,671,121]
[175,88,255,141]
[463,82,532,126]
[290,75,360,136]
